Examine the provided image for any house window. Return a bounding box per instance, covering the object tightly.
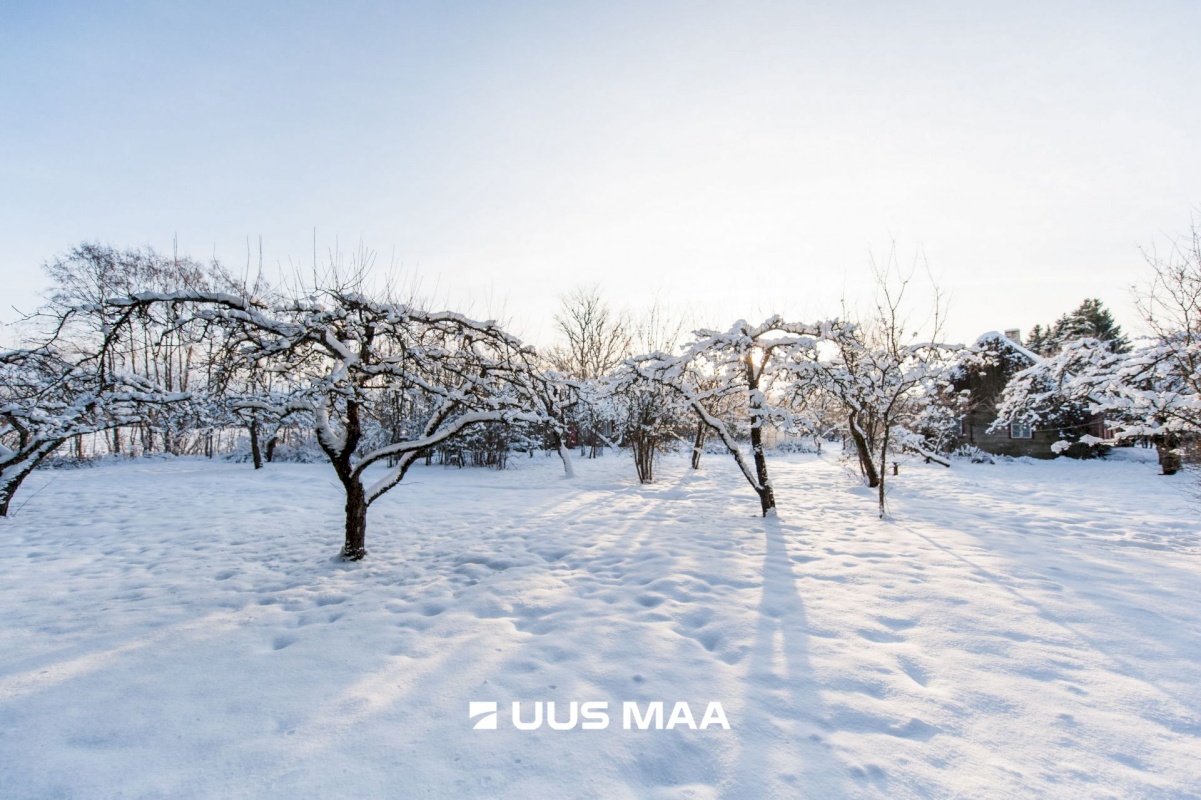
[1009,422,1033,439]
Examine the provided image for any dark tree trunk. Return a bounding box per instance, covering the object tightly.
[745,358,776,516]
[0,441,60,517]
[265,434,278,463]
[691,421,706,470]
[848,412,881,488]
[0,461,40,517]
[748,421,776,516]
[1156,435,1182,475]
[633,438,654,483]
[321,399,368,561]
[877,427,890,518]
[249,418,263,470]
[0,481,18,517]
[341,480,368,561]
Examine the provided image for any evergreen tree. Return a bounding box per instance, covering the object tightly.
[1025,299,1129,356]
[1025,324,1053,355]
[1063,298,1129,352]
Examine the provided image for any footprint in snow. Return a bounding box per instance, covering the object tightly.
[315,594,348,607]
[877,616,918,631]
[677,607,715,628]
[849,764,889,784]
[635,594,665,608]
[690,630,721,652]
[858,628,906,643]
[896,656,928,687]
[887,717,941,741]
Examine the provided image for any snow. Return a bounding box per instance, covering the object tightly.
[1,452,1199,798]
[976,330,1043,365]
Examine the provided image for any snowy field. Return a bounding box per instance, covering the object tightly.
[1,450,1199,799]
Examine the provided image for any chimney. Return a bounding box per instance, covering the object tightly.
[1004,328,1021,344]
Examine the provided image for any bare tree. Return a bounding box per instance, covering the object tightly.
[805,253,956,517]
[549,286,632,458]
[40,243,236,457]
[636,317,847,516]
[609,302,689,483]
[550,286,633,381]
[0,347,186,516]
[1136,220,1201,463]
[608,369,689,483]
[82,283,549,561]
[526,371,580,478]
[785,383,845,455]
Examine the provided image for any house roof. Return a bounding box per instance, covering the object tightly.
[975,331,1043,364]
[974,331,1110,420]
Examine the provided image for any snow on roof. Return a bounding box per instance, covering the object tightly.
[976,330,1109,411]
[975,330,1043,363]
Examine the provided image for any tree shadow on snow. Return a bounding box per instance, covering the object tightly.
[727,515,853,798]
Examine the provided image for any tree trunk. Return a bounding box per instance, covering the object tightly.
[0,484,16,517]
[0,462,40,517]
[0,477,21,517]
[633,438,654,483]
[249,418,263,470]
[745,357,776,516]
[690,421,706,469]
[553,431,575,478]
[341,480,368,561]
[877,427,890,518]
[749,423,776,516]
[1157,438,1182,475]
[322,400,368,561]
[848,412,880,488]
[265,434,278,463]
[0,441,60,517]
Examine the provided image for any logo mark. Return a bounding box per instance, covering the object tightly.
[469,700,730,731]
[469,701,498,730]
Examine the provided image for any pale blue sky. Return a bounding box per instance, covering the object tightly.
[2,0,1199,345]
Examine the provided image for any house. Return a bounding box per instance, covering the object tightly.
[952,330,1109,459]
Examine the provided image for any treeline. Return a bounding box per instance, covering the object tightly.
[4,227,1200,559]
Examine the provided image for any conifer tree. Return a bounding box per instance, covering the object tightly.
[1025,299,1128,355]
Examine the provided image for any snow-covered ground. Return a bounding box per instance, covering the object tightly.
[1,450,1199,799]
